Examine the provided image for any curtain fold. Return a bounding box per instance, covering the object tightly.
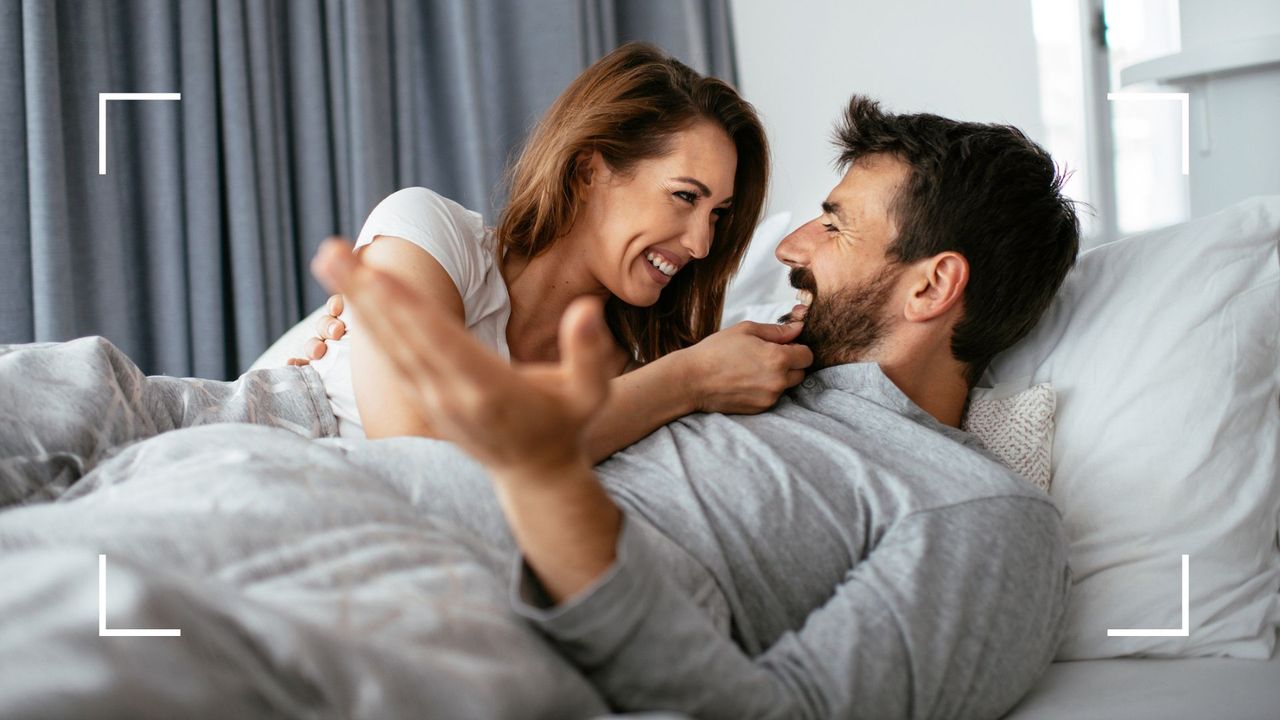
[0,0,738,379]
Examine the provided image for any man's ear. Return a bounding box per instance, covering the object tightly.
[904,252,968,323]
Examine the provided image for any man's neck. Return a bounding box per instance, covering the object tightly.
[867,345,970,428]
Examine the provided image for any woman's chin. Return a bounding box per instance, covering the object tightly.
[618,290,661,307]
[609,275,664,307]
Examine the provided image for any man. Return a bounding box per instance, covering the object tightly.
[311,95,1081,718]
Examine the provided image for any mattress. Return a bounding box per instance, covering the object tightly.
[1003,635,1280,719]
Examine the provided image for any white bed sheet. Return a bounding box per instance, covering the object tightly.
[1003,635,1280,719]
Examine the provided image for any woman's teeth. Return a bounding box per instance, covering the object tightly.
[646,252,678,277]
[797,289,814,306]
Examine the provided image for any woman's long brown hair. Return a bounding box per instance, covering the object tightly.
[495,42,769,364]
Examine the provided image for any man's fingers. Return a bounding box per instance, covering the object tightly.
[558,296,613,412]
[312,239,358,293]
[737,320,804,343]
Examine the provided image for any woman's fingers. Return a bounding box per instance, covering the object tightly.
[326,294,344,317]
[780,342,814,369]
[314,315,346,341]
[286,357,310,367]
[736,319,804,343]
[305,336,327,360]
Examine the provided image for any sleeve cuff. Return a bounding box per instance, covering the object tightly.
[509,515,662,666]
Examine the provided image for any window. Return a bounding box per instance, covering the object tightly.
[1032,0,1188,244]
[1104,0,1189,235]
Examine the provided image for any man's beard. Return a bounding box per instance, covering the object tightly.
[780,264,902,370]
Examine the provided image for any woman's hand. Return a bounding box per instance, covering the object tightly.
[678,321,813,414]
[580,320,810,463]
[285,294,348,367]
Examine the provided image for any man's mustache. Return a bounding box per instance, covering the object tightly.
[778,267,818,324]
[789,267,817,295]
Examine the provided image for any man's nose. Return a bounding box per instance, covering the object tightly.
[775,219,819,268]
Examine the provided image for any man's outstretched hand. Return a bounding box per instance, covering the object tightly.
[310,238,612,475]
[309,239,622,601]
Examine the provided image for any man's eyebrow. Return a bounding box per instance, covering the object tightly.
[672,176,733,205]
[821,201,849,225]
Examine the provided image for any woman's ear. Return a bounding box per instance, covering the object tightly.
[904,252,968,323]
[574,150,598,186]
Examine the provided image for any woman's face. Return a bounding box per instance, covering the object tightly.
[575,121,738,307]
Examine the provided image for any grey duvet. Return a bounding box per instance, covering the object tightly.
[0,337,613,719]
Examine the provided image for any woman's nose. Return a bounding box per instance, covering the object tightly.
[683,220,712,260]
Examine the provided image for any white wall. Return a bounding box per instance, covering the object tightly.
[1175,0,1280,216]
[730,0,1046,229]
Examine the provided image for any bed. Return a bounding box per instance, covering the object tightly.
[1004,646,1280,719]
[4,195,1278,718]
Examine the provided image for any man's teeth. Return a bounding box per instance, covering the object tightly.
[646,252,677,277]
[797,289,814,306]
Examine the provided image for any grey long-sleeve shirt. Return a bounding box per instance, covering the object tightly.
[513,362,1072,719]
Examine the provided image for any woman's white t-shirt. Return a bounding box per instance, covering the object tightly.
[311,187,512,438]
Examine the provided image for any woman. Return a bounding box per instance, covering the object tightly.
[300,43,811,461]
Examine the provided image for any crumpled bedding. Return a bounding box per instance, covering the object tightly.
[0,337,613,719]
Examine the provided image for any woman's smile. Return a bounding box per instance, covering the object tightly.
[640,253,674,286]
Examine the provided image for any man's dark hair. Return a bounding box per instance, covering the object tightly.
[833,95,1081,387]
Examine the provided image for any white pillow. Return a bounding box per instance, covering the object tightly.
[723,212,795,325]
[984,196,1280,661]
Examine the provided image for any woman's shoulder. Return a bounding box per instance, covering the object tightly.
[357,187,490,255]
[368,187,486,235]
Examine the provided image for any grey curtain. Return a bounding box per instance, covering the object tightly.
[0,0,738,379]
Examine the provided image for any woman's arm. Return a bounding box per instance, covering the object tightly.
[584,321,812,463]
[349,236,466,439]
[307,285,812,455]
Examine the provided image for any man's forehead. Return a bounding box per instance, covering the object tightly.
[825,154,909,228]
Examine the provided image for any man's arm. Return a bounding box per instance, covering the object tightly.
[513,499,1071,720]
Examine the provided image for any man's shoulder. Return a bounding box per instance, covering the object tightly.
[650,397,1050,503]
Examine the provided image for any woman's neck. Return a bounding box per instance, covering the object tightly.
[501,235,609,362]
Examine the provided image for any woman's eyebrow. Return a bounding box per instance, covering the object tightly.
[671,176,733,205]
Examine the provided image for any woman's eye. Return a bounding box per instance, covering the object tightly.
[711,208,728,221]
[675,190,697,204]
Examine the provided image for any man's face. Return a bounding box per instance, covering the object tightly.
[775,153,911,369]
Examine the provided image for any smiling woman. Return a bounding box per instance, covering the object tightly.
[301,42,813,461]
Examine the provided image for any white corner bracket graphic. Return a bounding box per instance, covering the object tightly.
[1107,554,1190,637]
[99,554,181,637]
[1106,92,1190,175]
[97,92,182,175]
